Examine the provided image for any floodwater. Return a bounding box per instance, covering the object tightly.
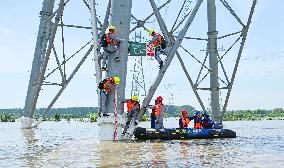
[0,119,284,168]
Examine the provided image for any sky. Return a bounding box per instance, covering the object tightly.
[0,0,283,110]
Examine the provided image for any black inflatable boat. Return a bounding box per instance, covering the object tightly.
[134,127,236,140]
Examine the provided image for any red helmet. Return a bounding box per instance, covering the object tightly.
[156,96,163,101]
[182,110,188,115]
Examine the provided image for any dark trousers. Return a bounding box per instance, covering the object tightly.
[151,116,156,129]
[123,110,138,134]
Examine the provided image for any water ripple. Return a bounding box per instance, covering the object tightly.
[0,120,283,167]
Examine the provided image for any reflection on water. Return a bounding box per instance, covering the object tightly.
[0,120,284,167]
[97,141,168,167]
[20,129,40,168]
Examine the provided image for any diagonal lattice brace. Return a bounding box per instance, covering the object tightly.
[82,0,103,28]
[219,0,245,27]
[217,30,242,39]
[195,52,209,85]
[124,0,204,138]
[221,0,258,118]
[141,0,203,107]
[130,0,172,33]
[171,8,191,34]
[217,36,241,63]
[180,45,228,85]
[133,23,205,110]
[217,53,230,84]
[99,0,111,37]
[28,0,65,116]
[38,45,94,119]
[52,46,66,84]
[176,52,206,112]
[44,40,93,79]
[147,0,203,116]
[170,0,187,32]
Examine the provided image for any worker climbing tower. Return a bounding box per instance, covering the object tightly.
[98,0,132,140]
[22,0,257,140]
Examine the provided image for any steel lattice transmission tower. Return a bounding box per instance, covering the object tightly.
[130,31,146,98]
[21,0,257,140]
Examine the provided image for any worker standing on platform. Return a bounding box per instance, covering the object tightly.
[121,95,141,135]
[201,112,214,129]
[100,25,121,71]
[148,29,167,69]
[189,111,203,129]
[147,99,158,129]
[149,96,165,129]
[98,76,120,117]
[179,110,190,128]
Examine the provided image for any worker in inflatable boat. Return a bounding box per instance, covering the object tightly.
[201,112,214,129]
[179,110,190,128]
[189,111,203,129]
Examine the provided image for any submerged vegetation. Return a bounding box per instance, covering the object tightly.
[1,107,284,122]
[87,113,99,122]
[0,113,18,122]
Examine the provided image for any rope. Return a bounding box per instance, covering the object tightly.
[113,87,118,141]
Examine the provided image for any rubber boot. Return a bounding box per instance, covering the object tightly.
[159,61,163,69]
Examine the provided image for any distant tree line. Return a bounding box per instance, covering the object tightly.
[1,106,284,122]
[0,107,98,117]
[223,108,284,121]
[0,105,195,118]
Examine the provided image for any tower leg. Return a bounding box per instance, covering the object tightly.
[22,0,64,128]
[207,0,222,128]
[96,0,132,140]
[21,0,56,128]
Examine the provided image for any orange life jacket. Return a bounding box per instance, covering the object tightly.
[152,33,163,48]
[194,122,202,129]
[154,103,164,117]
[181,117,190,128]
[105,32,116,45]
[103,77,114,93]
[126,100,140,113]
